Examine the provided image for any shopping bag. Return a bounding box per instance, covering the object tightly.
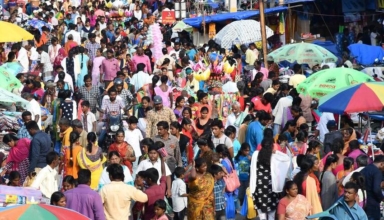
[246,187,257,219]
[225,193,236,219]
[240,193,248,216]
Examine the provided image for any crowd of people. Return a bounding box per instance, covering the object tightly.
[0,0,382,220]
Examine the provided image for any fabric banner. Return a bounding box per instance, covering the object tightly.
[342,0,365,12]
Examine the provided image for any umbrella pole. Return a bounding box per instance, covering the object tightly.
[259,0,268,68]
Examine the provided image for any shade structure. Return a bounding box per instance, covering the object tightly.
[0,204,90,220]
[318,82,384,114]
[0,87,30,108]
[0,21,34,42]
[268,42,338,67]
[1,62,24,75]
[296,67,374,99]
[27,19,53,33]
[172,21,193,33]
[213,20,274,49]
[0,66,22,91]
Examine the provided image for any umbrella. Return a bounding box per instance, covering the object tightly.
[27,19,53,33]
[0,66,22,91]
[1,62,24,75]
[0,204,90,220]
[94,9,105,16]
[318,82,384,114]
[172,21,193,33]
[268,42,338,67]
[213,20,274,49]
[0,21,34,42]
[296,67,374,99]
[0,87,29,109]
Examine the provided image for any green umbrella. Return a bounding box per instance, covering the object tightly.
[172,21,193,33]
[0,66,22,91]
[296,67,374,99]
[268,42,338,67]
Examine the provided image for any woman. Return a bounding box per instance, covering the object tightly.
[154,75,173,108]
[293,155,323,216]
[195,106,213,136]
[50,192,66,207]
[238,114,255,144]
[280,120,296,143]
[322,138,345,176]
[336,157,354,196]
[77,132,106,190]
[291,105,306,129]
[54,48,67,69]
[79,74,100,113]
[277,181,311,220]
[0,134,30,184]
[108,130,136,174]
[81,19,94,39]
[187,158,215,220]
[320,154,338,210]
[174,96,185,119]
[181,118,195,164]
[196,92,212,119]
[170,122,191,168]
[76,47,90,87]
[48,37,61,64]
[98,151,134,190]
[343,127,357,155]
[92,48,105,85]
[348,140,369,169]
[63,131,82,179]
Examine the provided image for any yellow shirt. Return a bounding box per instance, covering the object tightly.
[289,74,307,88]
[106,81,128,91]
[245,49,257,65]
[61,127,73,147]
[99,181,148,220]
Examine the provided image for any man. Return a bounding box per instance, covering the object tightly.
[132,47,152,74]
[241,44,257,66]
[146,96,177,138]
[98,16,107,30]
[13,43,29,74]
[64,34,78,54]
[131,63,151,93]
[267,56,279,75]
[153,121,182,172]
[65,23,81,45]
[58,118,73,147]
[252,60,268,81]
[322,120,343,154]
[249,43,259,61]
[14,73,25,95]
[343,154,369,185]
[17,111,33,139]
[26,121,51,174]
[225,102,246,136]
[360,155,384,219]
[260,71,277,91]
[272,92,294,136]
[102,78,133,106]
[85,33,101,61]
[22,93,41,129]
[72,119,88,148]
[289,64,306,89]
[31,152,60,204]
[246,111,271,154]
[100,164,148,220]
[253,92,274,114]
[101,49,120,88]
[37,46,53,81]
[211,119,233,156]
[105,23,116,43]
[329,182,368,220]
[65,169,105,220]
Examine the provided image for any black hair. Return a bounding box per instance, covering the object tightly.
[181,118,192,127]
[344,181,359,194]
[174,167,185,178]
[182,107,192,117]
[86,132,97,153]
[77,169,91,185]
[175,96,184,107]
[307,140,320,153]
[154,199,167,210]
[201,106,209,113]
[22,111,32,120]
[25,121,39,130]
[2,134,18,145]
[350,172,366,208]
[154,141,165,150]
[151,75,160,89]
[263,93,274,104]
[349,140,360,151]
[187,97,195,105]
[216,144,234,168]
[293,155,317,194]
[194,157,206,169]
[83,74,92,82]
[299,123,309,131]
[50,191,65,205]
[63,175,77,187]
[211,118,224,129]
[320,154,339,184]
[170,121,182,131]
[209,164,224,176]
[68,131,80,167]
[258,138,273,167]
[257,110,272,122]
[197,92,208,102]
[331,138,344,154]
[234,143,250,162]
[108,151,120,160]
[343,157,354,170]
[242,114,255,124]
[282,180,296,197]
[156,121,169,130]
[145,167,159,183]
[46,152,58,165]
[81,100,90,107]
[107,164,125,180]
[263,128,274,140]
[128,116,138,124]
[140,138,154,148]
[356,154,369,167]
[8,171,21,186]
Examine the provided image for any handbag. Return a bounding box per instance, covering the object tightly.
[223,158,240,192]
[246,187,257,219]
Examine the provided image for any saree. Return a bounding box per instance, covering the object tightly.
[343,129,357,155]
[63,145,82,178]
[187,173,215,220]
[303,174,323,216]
[283,195,311,220]
[7,138,31,170]
[77,148,107,190]
[108,142,134,173]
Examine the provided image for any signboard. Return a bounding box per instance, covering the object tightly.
[378,0,384,9]
[162,11,176,24]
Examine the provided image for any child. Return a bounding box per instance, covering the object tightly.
[138,138,154,164]
[337,157,354,196]
[125,116,143,173]
[234,143,251,206]
[172,167,188,220]
[132,171,147,220]
[212,153,228,175]
[59,89,74,121]
[62,175,77,191]
[138,96,150,119]
[80,100,97,133]
[289,131,308,156]
[277,134,288,154]
[210,164,226,219]
[7,171,21,186]
[50,191,66,207]
[154,199,169,220]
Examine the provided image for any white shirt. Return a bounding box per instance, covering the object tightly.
[171,178,187,212]
[99,22,107,31]
[54,72,74,92]
[272,96,293,125]
[65,30,81,45]
[17,47,29,73]
[124,128,143,157]
[28,99,41,129]
[39,51,53,72]
[316,112,335,142]
[212,134,233,149]
[136,158,172,184]
[80,111,97,133]
[131,71,151,92]
[31,165,58,198]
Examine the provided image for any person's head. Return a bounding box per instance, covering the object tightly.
[8,171,21,186]
[326,120,337,131]
[107,163,125,181]
[343,127,354,141]
[107,86,118,102]
[331,138,344,154]
[148,144,161,162]
[140,138,154,155]
[86,132,97,153]
[62,175,77,191]
[197,92,208,104]
[293,64,302,74]
[47,152,60,168]
[153,95,163,111]
[145,167,159,185]
[194,157,207,174]
[224,126,237,140]
[349,140,360,151]
[174,167,185,179]
[322,154,339,175]
[154,199,167,217]
[2,134,18,148]
[283,180,298,198]
[197,139,211,153]
[199,106,209,120]
[170,122,181,136]
[80,100,91,114]
[209,164,224,180]
[50,191,66,207]
[231,101,241,115]
[156,121,169,137]
[277,133,288,147]
[126,116,138,130]
[343,182,359,204]
[211,119,224,137]
[238,143,250,157]
[141,96,151,109]
[257,110,272,126]
[113,129,125,144]
[356,154,369,168]
[58,117,71,133]
[290,105,302,118]
[373,155,384,171]
[77,169,92,185]
[271,79,280,91]
[175,96,185,108]
[182,107,192,119]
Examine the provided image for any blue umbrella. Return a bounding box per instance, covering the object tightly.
[27,19,53,33]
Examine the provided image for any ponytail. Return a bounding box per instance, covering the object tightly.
[86,132,97,154]
[68,131,80,167]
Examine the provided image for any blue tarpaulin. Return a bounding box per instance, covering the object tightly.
[348,43,384,65]
[183,6,288,28]
[284,0,313,4]
[312,40,341,57]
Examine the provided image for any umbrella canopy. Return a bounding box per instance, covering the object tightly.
[296,67,374,99]
[0,66,22,91]
[172,21,193,33]
[0,87,29,109]
[318,82,384,114]
[0,21,34,42]
[27,19,53,33]
[0,204,90,220]
[214,20,274,49]
[1,62,24,75]
[268,42,338,67]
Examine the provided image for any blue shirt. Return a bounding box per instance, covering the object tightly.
[17,125,32,139]
[28,131,52,172]
[235,155,250,181]
[361,164,384,206]
[214,179,226,211]
[245,121,264,154]
[331,200,368,220]
[233,139,241,158]
[106,30,116,43]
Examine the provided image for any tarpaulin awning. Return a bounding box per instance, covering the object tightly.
[283,0,314,4]
[183,6,288,28]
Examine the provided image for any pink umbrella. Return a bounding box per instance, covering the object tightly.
[94,9,105,16]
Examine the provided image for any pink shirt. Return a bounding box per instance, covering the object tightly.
[154,86,172,108]
[132,54,152,73]
[92,56,105,85]
[259,67,269,80]
[101,58,120,81]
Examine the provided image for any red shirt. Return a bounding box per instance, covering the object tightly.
[253,98,272,113]
[143,176,166,220]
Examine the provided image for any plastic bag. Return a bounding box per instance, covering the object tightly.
[225,193,236,219]
[240,193,248,216]
[164,197,173,214]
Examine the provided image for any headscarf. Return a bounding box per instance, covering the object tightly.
[7,138,31,165]
[54,48,67,68]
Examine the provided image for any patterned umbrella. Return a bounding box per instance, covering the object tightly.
[214,20,274,49]
[268,42,338,67]
[0,66,22,91]
[1,62,24,75]
[27,19,53,33]
[0,204,90,220]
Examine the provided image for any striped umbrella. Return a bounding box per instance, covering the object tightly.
[318,82,384,114]
[0,204,90,220]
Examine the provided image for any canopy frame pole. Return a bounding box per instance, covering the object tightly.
[259,0,268,68]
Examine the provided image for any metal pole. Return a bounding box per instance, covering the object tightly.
[259,0,268,68]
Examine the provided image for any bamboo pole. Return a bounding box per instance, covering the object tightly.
[259,0,268,68]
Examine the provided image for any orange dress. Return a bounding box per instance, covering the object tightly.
[109,142,133,173]
[64,145,82,178]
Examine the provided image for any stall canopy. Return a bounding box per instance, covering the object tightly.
[284,0,314,4]
[183,6,288,28]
